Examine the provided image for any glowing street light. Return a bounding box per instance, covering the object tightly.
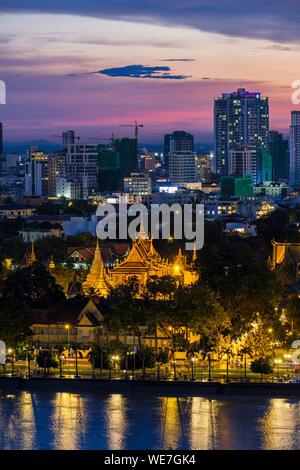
[7,348,14,376]
[284,354,292,374]
[64,324,70,353]
[274,358,282,380]
[191,357,197,382]
[111,355,120,377]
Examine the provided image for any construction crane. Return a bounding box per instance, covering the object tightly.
[119,121,144,141]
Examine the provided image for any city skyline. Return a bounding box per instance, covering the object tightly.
[0,2,299,142]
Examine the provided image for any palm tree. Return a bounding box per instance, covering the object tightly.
[239,346,253,381]
[220,346,235,383]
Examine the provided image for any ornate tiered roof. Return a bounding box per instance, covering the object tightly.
[82,232,199,297]
[22,241,36,267]
[82,240,111,297]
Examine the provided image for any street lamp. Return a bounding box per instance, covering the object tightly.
[172,360,177,380]
[125,352,129,379]
[274,358,282,380]
[208,353,212,382]
[191,357,196,382]
[64,324,70,353]
[7,348,14,376]
[59,353,64,378]
[130,351,136,377]
[284,354,292,375]
[74,346,79,379]
[112,355,120,377]
[268,328,275,357]
[64,324,71,375]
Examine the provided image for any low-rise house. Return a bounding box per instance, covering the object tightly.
[30,298,171,350]
[0,204,35,219]
[67,242,129,269]
[224,221,257,237]
[19,227,64,242]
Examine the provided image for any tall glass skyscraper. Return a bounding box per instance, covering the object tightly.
[214,88,269,176]
[289,111,300,187]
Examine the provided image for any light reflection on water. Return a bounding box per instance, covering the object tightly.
[1,391,300,450]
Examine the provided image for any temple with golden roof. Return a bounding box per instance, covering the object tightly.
[22,241,37,267]
[82,235,199,297]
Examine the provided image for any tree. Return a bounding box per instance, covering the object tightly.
[15,342,35,361]
[0,236,26,264]
[239,345,253,380]
[15,341,36,376]
[250,357,273,380]
[144,275,177,357]
[286,298,300,334]
[256,208,289,246]
[36,349,58,375]
[66,232,96,247]
[3,263,65,308]
[0,299,32,345]
[90,340,127,371]
[35,237,67,263]
[219,341,235,382]
[108,278,145,347]
[199,242,283,338]
[172,283,226,351]
[133,346,156,377]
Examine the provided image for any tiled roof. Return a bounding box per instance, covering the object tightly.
[68,242,129,262]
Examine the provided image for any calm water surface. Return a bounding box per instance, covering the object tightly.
[1,390,300,450]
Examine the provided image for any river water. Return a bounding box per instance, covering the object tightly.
[1,391,300,450]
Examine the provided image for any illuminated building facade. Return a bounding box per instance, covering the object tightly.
[214,88,269,176]
[82,237,198,297]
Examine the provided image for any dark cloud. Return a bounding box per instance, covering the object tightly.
[90,64,190,80]
[0,1,299,43]
[162,58,195,62]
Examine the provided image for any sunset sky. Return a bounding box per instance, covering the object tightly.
[0,1,299,144]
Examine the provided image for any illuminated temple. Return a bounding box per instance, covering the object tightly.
[82,237,199,297]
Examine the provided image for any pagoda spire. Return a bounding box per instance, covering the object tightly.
[138,216,148,240]
[49,254,55,270]
[24,240,36,266]
[82,239,111,297]
[192,240,197,263]
[31,241,36,263]
[177,246,184,260]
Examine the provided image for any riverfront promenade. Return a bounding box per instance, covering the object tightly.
[2,375,300,398]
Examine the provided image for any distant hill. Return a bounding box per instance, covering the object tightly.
[3,140,213,155]
[4,140,62,154]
